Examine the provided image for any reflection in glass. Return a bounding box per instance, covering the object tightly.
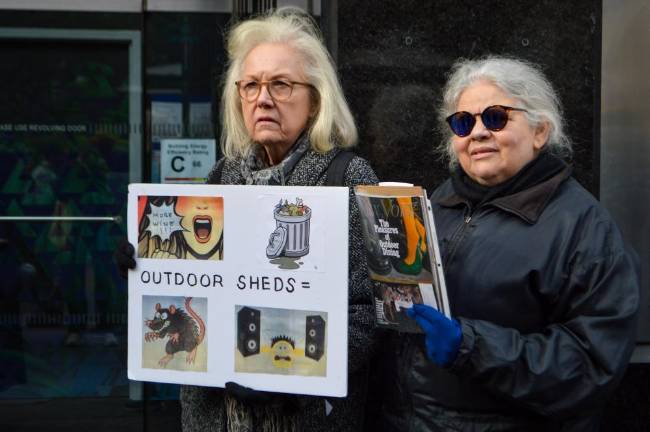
[0,37,131,399]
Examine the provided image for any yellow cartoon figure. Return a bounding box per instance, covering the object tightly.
[270,335,295,369]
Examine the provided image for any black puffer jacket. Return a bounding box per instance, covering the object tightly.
[381,167,639,432]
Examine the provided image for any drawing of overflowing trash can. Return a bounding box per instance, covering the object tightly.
[266,198,311,258]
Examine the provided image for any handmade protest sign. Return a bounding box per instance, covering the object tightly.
[127,184,349,397]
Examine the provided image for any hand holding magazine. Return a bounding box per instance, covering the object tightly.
[354,184,449,333]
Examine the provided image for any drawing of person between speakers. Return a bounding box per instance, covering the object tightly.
[137,195,224,260]
[235,305,327,377]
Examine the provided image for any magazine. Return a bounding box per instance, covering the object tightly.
[355,185,450,332]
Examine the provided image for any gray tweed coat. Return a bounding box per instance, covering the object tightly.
[180,147,379,431]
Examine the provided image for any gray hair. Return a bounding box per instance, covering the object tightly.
[221,7,357,158]
[438,56,572,164]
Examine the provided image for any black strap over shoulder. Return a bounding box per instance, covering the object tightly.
[325,150,355,186]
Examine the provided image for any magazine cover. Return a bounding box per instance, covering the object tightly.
[355,185,449,331]
[355,188,433,284]
[372,281,438,333]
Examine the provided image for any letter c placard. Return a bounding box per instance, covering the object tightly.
[171,155,185,172]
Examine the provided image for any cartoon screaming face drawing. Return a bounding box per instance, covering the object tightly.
[175,196,224,258]
[271,335,295,369]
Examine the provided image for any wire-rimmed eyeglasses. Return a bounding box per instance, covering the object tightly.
[235,79,313,102]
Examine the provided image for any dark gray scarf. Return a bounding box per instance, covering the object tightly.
[227,133,308,432]
[240,132,311,185]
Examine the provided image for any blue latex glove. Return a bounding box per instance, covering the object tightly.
[406,304,462,367]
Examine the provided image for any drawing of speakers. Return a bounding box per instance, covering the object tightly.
[305,315,326,361]
[237,307,260,357]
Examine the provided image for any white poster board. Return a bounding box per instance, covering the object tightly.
[160,139,216,184]
[127,183,349,397]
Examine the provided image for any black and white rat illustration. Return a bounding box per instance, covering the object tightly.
[144,297,205,367]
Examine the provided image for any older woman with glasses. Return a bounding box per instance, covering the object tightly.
[378,56,640,431]
[116,7,378,432]
[179,8,381,432]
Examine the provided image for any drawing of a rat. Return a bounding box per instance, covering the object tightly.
[144,297,205,367]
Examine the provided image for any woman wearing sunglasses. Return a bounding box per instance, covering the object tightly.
[379,56,639,431]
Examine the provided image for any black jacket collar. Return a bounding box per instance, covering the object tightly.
[438,165,572,224]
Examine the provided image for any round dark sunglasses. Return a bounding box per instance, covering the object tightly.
[446,105,528,137]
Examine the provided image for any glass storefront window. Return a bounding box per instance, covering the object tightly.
[0,10,148,430]
[0,4,255,430]
[0,26,139,402]
[145,11,230,183]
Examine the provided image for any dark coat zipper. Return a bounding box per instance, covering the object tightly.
[443,206,475,268]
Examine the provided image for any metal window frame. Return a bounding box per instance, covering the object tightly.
[147,0,232,12]
[0,27,143,183]
[0,0,142,12]
[0,0,232,12]
[0,0,323,15]
[601,0,650,362]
